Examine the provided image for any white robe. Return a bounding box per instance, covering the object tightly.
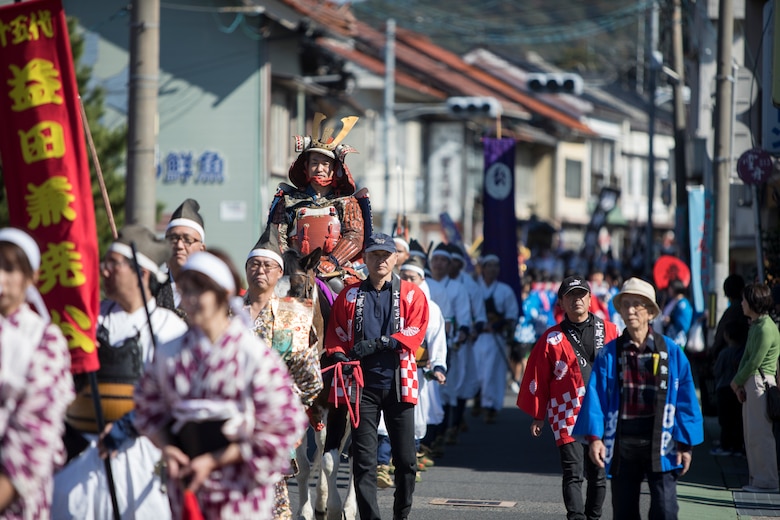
[414,282,448,437]
[53,300,187,520]
[473,279,520,410]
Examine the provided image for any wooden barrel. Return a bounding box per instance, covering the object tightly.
[65,382,135,433]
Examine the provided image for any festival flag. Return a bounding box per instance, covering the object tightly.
[688,186,705,313]
[0,0,100,373]
[482,137,522,304]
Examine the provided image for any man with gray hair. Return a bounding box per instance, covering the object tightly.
[325,232,429,520]
[573,277,703,519]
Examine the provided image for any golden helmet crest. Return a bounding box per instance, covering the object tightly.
[294,112,359,161]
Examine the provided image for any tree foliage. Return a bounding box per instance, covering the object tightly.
[0,17,127,256]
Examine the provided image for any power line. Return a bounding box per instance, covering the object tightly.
[357,0,653,45]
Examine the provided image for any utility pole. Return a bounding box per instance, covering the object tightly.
[126,0,160,228]
[671,0,689,265]
[383,19,396,234]
[712,0,734,321]
[644,1,660,277]
[645,51,660,278]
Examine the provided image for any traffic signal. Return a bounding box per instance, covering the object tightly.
[446,96,501,118]
[526,73,584,95]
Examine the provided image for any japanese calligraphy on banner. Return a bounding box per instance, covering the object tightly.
[0,0,99,373]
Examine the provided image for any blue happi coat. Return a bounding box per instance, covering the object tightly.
[572,332,704,475]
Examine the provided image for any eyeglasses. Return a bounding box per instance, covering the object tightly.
[620,299,650,311]
[100,258,130,271]
[166,234,201,246]
[247,260,281,273]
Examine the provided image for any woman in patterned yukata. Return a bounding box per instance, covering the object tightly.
[0,228,75,519]
[243,240,323,519]
[134,252,307,519]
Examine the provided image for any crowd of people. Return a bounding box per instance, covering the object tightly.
[0,111,778,520]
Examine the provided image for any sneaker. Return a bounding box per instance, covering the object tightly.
[510,380,521,394]
[709,447,733,456]
[415,471,422,483]
[417,453,435,468]
[742,485,780,493]
[377,465,394,489]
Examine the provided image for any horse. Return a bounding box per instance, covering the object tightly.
[283,248,357,520]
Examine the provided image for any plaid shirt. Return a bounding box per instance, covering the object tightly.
[620,330,658,420]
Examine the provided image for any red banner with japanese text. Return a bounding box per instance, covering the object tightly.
[0,0,99,373]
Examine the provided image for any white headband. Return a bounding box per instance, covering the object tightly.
[410,250,427,259]
[247,248,284,269]
[479,254,500,265]
[400,264,425,278]
[306,148,336,160]
[450,251,465,262]
[166,218,205,243]
[108,242,167,283]
[393,238,409,252]
[0,229,48,321]
[0,228,40,270]
[182,252,235,294]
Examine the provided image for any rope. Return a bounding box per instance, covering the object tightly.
[321,360,363,429]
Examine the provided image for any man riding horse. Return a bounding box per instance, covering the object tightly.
[264,112,370,293]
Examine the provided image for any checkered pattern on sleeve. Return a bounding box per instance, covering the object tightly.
[547,385,587,442]
[399,350,419,404]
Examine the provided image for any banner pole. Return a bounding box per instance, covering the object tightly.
[79,97,118,240]
[88,372,122,520]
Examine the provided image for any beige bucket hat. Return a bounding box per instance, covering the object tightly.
[612,277,661,317]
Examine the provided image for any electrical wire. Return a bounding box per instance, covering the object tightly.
[356,0,654,45]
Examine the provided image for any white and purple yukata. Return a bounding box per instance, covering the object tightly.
[134,318,307,520]
[53,300,187,520]
[0,303,75,519]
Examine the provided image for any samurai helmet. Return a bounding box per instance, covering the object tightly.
[288,113,359,194]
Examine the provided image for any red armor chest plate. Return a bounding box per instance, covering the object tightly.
[289,205,342,255]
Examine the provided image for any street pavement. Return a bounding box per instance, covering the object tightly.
[289,388,780,519]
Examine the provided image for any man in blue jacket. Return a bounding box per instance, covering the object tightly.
[573,277,703,519]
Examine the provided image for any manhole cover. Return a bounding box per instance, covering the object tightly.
[429,498,516,508]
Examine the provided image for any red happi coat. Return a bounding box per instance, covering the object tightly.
[517,318,619,446]
[325,276,429,404]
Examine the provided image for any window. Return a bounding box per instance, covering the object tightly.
[564,159,582,199]
[591,140,614,176]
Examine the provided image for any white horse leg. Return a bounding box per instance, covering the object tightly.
[294,437,314,520]
[308,418,327,520]
[342,460,357,520]
[322,448,343,520]
[315,447,331,516]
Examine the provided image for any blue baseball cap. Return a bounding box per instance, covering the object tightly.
[364,232,397,254]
